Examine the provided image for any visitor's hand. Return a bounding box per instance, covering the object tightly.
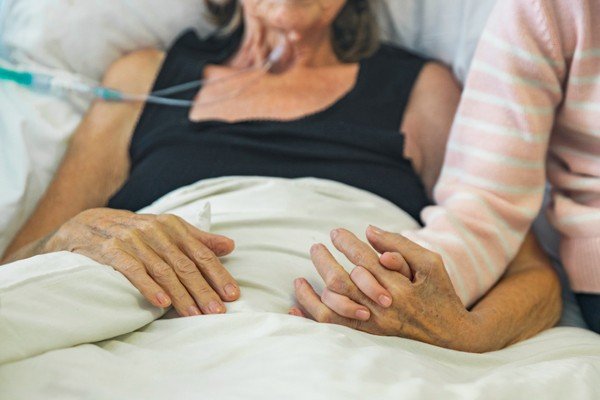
[47,208,239,317]
[291,226,482,351]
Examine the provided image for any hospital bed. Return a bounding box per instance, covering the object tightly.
[0,1,599,398]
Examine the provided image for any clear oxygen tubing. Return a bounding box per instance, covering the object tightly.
[0,41,287,108]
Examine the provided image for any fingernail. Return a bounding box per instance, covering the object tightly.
[369,225,384,235]
[225,284,238,298]
[188,306,201,316]
[294,279,302,290]
[330,229,340,240]
[356,309,370,321]
[209,301,225,314]
[156,292,171,307]
[379,295,392,307]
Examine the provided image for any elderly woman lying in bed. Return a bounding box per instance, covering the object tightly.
[0,0,561,352]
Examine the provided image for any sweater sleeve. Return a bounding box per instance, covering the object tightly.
[403,0,567,306]
[545,1,600,294]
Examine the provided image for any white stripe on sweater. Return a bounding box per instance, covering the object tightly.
[471,60,562,93]
[464,90,555,115]
[443,167,545,195]
[455,116,548,143]
[444,192,530,245]
[445,210,499,282]
[448,142,544,169]
[481,32,564,67]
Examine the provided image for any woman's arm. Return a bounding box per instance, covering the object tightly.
[1,49,164,261]
[402,62,461,198]
[467,232,562,350]
[1,50,242,317]
[292,228,561,353]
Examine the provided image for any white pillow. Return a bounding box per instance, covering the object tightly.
[0,0,213,80]
[0,0,8,59]
[376,0,497,82]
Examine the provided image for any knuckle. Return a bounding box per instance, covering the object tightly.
[119,262,144,276]
[105,237,122,249]
[173,258,198,275]
[173,291,192,303]
[348,248,365,263]
[427,253,444,269]
[157,213,180,226]
[138,220,156,233]
[320,288,333,304]
[327,274,348,294]
[193,247,216,264]
[151,263,173,279]
[349,266,364,282]
[123,228,142,242]
[194,284,214,297]
[102,247,121,261]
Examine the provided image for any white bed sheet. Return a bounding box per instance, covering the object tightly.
[1,177,599,399]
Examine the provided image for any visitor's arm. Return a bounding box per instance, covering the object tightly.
[402,0,567,307]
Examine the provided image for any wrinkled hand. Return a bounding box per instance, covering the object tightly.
[48,208,240,317]
[291,226,479,351]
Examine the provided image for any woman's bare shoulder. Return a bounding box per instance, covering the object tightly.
[407,62,461,115]
[102,48,166,94]
[402,62,462,197]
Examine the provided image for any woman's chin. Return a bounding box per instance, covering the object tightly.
[253,0,332,30]
[264,9,321,32]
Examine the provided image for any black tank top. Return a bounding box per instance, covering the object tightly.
[108,29,431,222]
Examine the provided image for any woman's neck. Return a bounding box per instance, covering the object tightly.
[229,9,340,70]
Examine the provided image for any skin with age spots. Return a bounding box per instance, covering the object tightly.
[291,226,562,353]
[291,227,472,350]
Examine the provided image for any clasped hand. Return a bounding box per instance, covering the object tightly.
[290,226,479,351]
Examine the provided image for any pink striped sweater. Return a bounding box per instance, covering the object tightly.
[404,0,600,306]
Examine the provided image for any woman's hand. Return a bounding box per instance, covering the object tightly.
[46,208,240,317]
[291,226,483,352]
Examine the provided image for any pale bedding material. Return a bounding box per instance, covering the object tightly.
[1,177,599,400]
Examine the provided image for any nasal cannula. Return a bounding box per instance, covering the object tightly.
[0,42,287,107]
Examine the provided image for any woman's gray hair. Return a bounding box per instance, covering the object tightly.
[204,0,380,62]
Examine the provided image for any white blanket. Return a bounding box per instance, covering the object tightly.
[1,177,599,399]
